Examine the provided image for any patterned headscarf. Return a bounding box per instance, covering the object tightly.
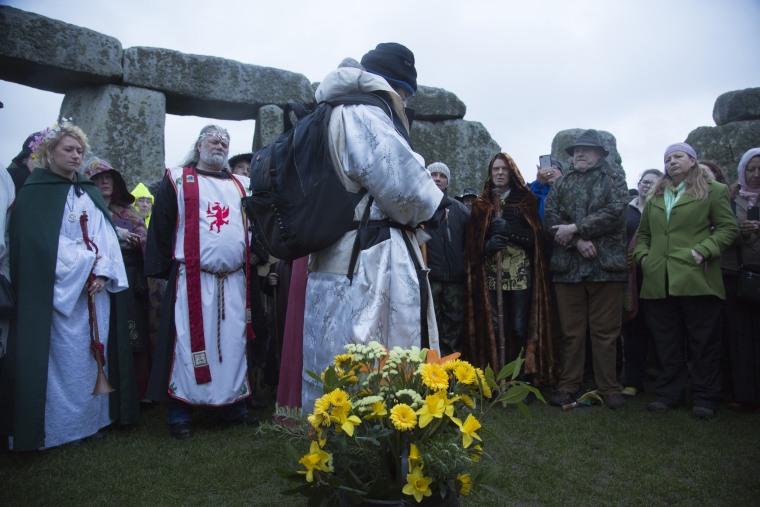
[737,147,760,206]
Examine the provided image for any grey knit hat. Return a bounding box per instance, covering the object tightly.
[427,162,451,180]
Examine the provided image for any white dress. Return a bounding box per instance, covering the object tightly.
[41,187,128,449]
[166,168,251,406]
[301,68,444,408]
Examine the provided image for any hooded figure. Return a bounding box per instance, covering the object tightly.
[462,152,559,386]
[131,182,154,228]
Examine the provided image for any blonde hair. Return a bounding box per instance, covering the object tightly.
[31,120,90,170]
[652,155,709,200]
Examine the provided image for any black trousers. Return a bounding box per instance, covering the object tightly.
[646,295,722,410]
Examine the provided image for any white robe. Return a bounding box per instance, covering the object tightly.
[41,188,128,449]
[167,168,251,406]
[301,68,444,408]
[0,167,12,358]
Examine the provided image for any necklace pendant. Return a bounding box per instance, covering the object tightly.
[67,211,78,222]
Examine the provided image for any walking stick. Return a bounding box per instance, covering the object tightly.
[80,211,115,395]
[491,189,507,373]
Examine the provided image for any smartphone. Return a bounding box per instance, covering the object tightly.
[748,206,760,221]
[539,155,553,169]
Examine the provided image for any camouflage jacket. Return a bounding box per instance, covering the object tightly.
[544,159,628,283]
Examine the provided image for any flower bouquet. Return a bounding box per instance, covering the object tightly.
[271,341,542,506]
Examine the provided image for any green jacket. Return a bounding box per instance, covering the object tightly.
[633,181,738,299]
[544,159,629,283]
[0,168,138,451]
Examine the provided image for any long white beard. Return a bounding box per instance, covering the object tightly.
[199,147,226,169]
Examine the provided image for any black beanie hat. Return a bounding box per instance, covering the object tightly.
[360,43,417,95]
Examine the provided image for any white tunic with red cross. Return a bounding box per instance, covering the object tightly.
[167,167,251,406]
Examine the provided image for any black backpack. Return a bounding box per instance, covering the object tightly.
[242,92,408,261]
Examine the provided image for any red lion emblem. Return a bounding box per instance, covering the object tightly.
[206,201,229,233]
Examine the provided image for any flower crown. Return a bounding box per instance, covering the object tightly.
[28,117,75,160]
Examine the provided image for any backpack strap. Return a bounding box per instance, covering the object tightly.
[347,196,374,285]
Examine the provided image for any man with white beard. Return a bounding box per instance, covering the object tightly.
[144,125,258,439]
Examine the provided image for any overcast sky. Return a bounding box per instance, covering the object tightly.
[1,0,759,189]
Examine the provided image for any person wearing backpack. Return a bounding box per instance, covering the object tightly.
[300,43,445,409]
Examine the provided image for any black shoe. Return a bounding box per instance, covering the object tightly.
[246,398,267,410]
[647,401,671,413]
[604,393,626,410]
[549,390,575,407]
[692,406,715,420]
[170,421,193,439]
[229,413,260,427]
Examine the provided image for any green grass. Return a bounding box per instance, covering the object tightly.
[1,386,758,506]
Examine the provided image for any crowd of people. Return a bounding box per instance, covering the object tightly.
[0,42,758,451]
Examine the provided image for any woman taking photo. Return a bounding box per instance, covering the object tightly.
[633,143,738,419]
[2,120,137,450]
[720,147,760,410]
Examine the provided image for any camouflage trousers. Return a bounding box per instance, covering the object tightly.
[430,281,465,356]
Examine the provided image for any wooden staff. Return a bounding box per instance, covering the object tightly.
[491,189,506,372]
[80,211,115,395]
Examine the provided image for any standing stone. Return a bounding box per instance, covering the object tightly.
[686,121,760,183]
[411,119,501,196]
[253,105,285,150]
[61,85,166,189]
[551,129,624,175]
[713,88,760,127]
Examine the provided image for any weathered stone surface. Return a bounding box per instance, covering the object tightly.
[713,88,760,126]
[253,105,285,150]
[686,120,760,182]
[411,120,501,196]
[123,47,315,120]
[60,85,167,189]
[551,129,624,173]
[0,6,122,94]
[407,86,466,121]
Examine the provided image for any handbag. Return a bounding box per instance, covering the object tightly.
[0,273,14,318]
[734,246,760,305]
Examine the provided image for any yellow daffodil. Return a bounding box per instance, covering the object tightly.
[339,414,362,436]
[457,473,472,495]
[402,465,433,503]
[365,400,387,420]
[418,363,449,391]
[408,443,423,470]
[452,414,482,448]
[469,444,483,462]
[298,441,333,483]
[390,403,417,431]
[416,392,445,428]
[460,393,475,409]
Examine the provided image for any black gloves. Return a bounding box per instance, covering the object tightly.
[484,235,508,257]
[488,217,509,238]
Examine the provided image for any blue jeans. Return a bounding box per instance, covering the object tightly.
[167,399,248,425]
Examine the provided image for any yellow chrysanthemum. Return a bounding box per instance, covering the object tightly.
[390,403,417,431]
[308,410,331,430]
[453,362,477,385]
[328,389,350,407]
[475,368,492,398]
[313,394,331,415]
[457,473,472,495]
[402,465,433,503]
[298,441,333,483]
[453,413,482,448]
[418,363,449,391]
[416,392,445,428]
[333,353,354,368]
